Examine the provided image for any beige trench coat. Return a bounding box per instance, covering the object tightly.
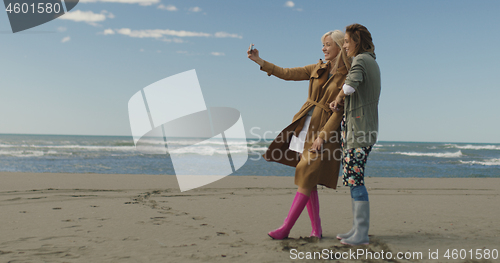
[260,59,347,189]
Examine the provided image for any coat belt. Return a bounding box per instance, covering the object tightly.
[306,98,332,113]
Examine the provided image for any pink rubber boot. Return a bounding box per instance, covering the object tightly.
[268,192,310,239]
[306,190,322,238]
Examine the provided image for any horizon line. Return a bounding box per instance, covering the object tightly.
[0,132,499,145]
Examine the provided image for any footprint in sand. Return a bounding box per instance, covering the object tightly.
[122,236,140,241]
[62,225,82,229]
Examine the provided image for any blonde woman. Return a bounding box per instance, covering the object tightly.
[247,30,350,239]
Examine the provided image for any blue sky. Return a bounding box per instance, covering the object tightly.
[1,0,499,143]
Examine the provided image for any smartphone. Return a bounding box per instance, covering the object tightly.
[250,44,254,51]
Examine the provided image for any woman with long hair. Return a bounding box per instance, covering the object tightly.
[247,30,350,239]
[330,23,381,246]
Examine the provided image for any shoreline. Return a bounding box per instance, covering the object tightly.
[2,171,500,191]
[1,172,499,262]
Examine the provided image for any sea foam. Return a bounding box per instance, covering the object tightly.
[450,144,500,150]
[459,159,500,166]
[392,150,463,158]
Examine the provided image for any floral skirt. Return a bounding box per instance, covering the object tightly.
[340,116,373,187]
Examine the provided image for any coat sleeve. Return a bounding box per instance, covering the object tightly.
[260,60,315,81]
[344,56,365,90]
[318,108,344,142]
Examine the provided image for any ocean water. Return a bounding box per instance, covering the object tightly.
[0,134,499,178]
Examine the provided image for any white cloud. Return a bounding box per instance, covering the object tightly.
[157,4,177,11]
[60,10,106,22]
[102,28,115,35]
[59,10,114,25]
[189,6,202,12]
[114,28,210,38]
[215,31,243,39]
[100,28,243,43]
[57,26,67,32]
[61,36,71,43]
[162,38,185,43]
[284,1,302,11]
[80,0,159,6]
[105,28,242,38]
[211,52,225,56]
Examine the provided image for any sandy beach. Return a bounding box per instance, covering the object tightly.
[0,172,499,262]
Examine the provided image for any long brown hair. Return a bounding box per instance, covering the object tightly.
[345,23,375,56]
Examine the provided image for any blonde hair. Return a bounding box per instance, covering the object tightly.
[321,30,351,71]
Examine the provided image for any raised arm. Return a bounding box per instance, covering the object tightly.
[247,44,313,81]
[247,44,265,67]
